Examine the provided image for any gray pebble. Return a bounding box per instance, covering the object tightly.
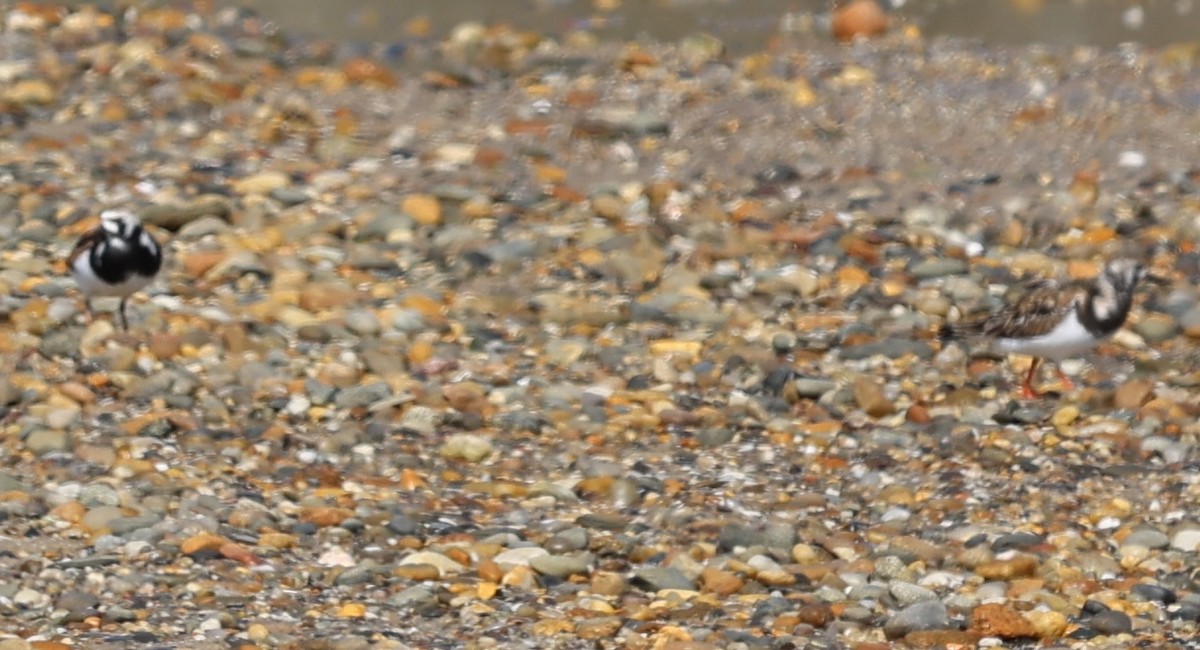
[79,483,121,508]
[841,606,876,624]
[399,406,439,436]
[297,324,333,342]
[771,332,796,355]
[0,378,19,406]
[908,257,968,279]
[1130,583,1175,604]
[39,329,81,358]
[343,309,381,336]
[529,482,578,502]
[792,377,837,398]
[105,605,138,622]
[575,513,628,531]
[868,429,915,447]
[391,310,427,333]
[1076,552,1121,578]
[176,216,231,239]
[0,473,27,493]
[762,523,796,550]
[992,401,1049,425]
[356,211,413,241]
[889,581,938,607]
[1178,305,1200,332]
[632,567,695,591]
[1089,609,1133,635]
[696,427,735,448]
[108,514,163,536]
[140,196,232,229]
[529,554,591,578]
[92,534,124,553]
[125,527,165,544]
[305,379,337,405]
[386,514,419,536]
[873,555,910,581]
[124,371,178,400]
[19,218,56,243]
[814,585,848,603]
[334,382,392,409]
[750,595,792,622]
[269,187,311,206]
[847,583,889,601]
[345,248,401,271]
[1123,528,1169,550]
[486,239,539,264]
[718,523,764,551]
[334,565,378,586]
[545,527,589,553]
[390,585,437,609]
[25,429,71,454]
[55,589,99,613]
[903,205,950,229]
[495,411,545,434]
[991,531,1044,552]
[883,600,950,639]
[1134,313,1179,343]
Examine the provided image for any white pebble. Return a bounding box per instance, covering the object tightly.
[881,507,912,523]
[1118,150,1147,168]
[123,541,152,558]
[284,395,311,416]
[1171,529,1200,551]
[318,546,357,568]
[44,407,81,430]
[13,588,48,608]
[46,298,78,323]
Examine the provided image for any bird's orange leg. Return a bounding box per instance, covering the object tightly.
[1020,357,1042,399]
[1052,364,1076,392]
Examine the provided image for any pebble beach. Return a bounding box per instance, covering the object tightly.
[1,2,1200,649]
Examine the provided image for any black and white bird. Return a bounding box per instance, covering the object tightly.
[939,259,1157,398]
[68,210,163,331]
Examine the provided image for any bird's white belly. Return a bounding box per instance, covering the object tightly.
[71,255,154,298]
[993,312,1101,360]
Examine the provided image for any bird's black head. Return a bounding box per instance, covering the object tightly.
[99,210,144,241]
[1083,258,1145,333]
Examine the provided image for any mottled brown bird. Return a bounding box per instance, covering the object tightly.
[940,259,1153,398]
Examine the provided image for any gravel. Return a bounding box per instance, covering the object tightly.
[0,2,1196,649]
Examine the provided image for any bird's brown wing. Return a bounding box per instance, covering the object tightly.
[67,226,104,266]
[974,279,1077,339]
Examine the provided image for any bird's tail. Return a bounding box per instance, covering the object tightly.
[938,323,960,342]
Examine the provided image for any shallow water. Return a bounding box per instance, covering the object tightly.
[218,0,1200,50]
[58,0,1200,51]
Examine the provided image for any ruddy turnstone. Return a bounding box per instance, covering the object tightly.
[68,210,163,331]
[939,258,1155,398]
